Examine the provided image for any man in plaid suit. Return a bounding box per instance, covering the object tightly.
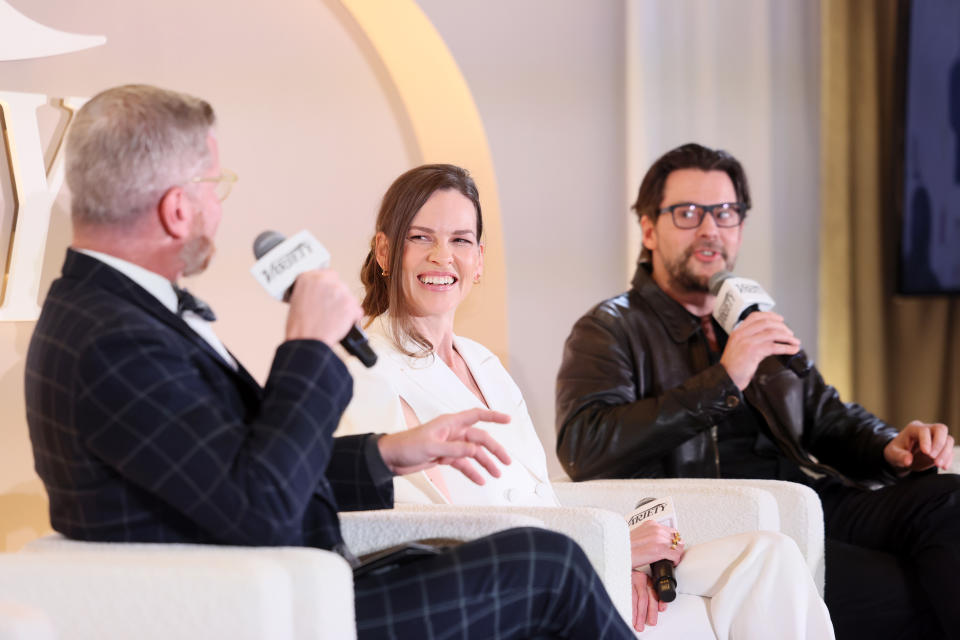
[25,84,634,639]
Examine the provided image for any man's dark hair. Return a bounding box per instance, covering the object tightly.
[631,143,751,261]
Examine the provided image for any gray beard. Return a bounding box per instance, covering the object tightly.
[181,231,215,277]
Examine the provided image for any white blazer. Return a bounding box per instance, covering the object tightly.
[336,316,559,507]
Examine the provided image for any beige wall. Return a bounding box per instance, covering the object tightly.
[417,1,629,475]
[627,0,821,354]
[0,0,825,551]
[0,0,416,550]
[417,0,822,476]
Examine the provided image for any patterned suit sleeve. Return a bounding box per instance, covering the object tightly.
[327,434,394,511]
[75,327,353,546]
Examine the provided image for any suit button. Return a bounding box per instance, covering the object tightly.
[725,395,740,408]
[534,483,550,499]
[504,489,518,503]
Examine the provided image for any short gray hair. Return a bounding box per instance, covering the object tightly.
[66,84,216,227]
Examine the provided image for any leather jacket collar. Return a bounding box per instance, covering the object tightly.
[631,262,703,345]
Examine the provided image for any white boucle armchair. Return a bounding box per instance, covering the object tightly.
[6,488,802,639]
[7,460,953,640]
[0,601,56,640]
[0,545,317,640]
[551,443,960,618]
[359,477,823,631]
[529,477,822,625]
[5,509,544,640]
[554,477,826,592]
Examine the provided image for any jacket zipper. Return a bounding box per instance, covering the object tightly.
[711,424,721,478]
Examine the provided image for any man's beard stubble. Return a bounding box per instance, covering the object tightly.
[180,211,216,277]
[661,242,732,294]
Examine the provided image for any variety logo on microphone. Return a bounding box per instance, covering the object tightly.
[250,230,330,300]
[260,241,318,283]
[708,270,812,377]
[626,496,678,531]
[709,271,775,335]
[250,229,377,367]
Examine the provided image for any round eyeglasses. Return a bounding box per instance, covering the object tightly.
[657,202,746,229]
[191,169,238,202]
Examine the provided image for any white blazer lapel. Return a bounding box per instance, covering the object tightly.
[369,319,552,490]
[452,336,516,413]
[453,336,551,485]
[382,349,479,419]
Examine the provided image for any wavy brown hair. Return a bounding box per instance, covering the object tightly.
[360,164,482,357]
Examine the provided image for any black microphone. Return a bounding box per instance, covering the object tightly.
[629,497,678,603]
[708,271,811,377]
[251,230,377,368]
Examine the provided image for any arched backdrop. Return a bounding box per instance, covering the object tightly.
[0,0,508,551]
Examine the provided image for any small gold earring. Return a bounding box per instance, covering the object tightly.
[382,269,390,277]
[473,274,480,284]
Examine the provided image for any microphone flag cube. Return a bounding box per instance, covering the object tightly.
[713,277,775,334]
[250,230,330,300]
[626,496,678,531]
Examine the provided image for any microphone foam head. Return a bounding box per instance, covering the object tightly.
[635,497,656,509]
[253,230,285,259]
[708,270,733,295]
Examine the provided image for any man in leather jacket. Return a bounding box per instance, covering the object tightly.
[556,143,959,640]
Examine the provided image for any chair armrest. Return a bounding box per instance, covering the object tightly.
[552,478,781,545]
[343,504,633,624]
[553,477,825,595]
[22,536,355,640]
[1,549,296,640]
[716,479,824,591]
[340,506,545,556]
[0,601,57,640]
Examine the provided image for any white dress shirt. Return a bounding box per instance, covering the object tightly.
[78,249,237,370]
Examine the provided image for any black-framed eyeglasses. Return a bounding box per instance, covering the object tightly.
[657,202,747,229]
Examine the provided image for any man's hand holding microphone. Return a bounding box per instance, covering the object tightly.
[284,269,363,346]
[719,311,801,390]
[709,271,805,391]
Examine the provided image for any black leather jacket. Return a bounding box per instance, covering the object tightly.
[555,263,899,486]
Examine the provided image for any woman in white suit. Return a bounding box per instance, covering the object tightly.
[336,164,834,639]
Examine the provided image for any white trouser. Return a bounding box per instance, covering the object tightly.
[635,531,835,640]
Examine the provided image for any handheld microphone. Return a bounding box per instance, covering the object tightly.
[251,230,377,368]
[627,497,679,603]
[708,271,811,377]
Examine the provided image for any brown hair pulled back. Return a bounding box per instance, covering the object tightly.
[360,164,482,356]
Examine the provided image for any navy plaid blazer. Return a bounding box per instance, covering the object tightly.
[25,249,392,549]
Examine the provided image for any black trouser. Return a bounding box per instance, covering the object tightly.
[819,473,960,640]
[353,527,634,640]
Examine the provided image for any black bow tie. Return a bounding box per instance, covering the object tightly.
[174,286,217,322]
